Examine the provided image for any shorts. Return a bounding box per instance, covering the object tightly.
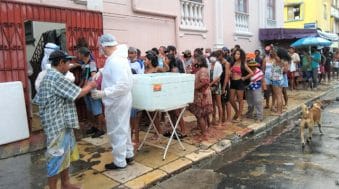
[84,95,103,116]
[211,83,222,95]
[230,79,245,90]
[264,75,271,85]
[46,129,79,177]
[324,64,331,72]
[303,71,312,80]
[131,108,139,118]
[271,79,284,87]
[333,67,339,72]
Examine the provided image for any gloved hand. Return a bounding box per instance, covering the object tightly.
[91,90,106,99]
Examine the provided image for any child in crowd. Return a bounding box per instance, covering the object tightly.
[246,59,264,122]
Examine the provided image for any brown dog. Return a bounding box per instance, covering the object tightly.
[300,101,323,148]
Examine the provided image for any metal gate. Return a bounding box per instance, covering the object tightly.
[0,1,104,128]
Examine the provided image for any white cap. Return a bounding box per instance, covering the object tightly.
[45,43,60,50]
[99,34,118,47]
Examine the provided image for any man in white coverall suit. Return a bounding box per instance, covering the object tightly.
[92,34,134,169]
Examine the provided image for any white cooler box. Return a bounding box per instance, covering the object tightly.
[132,73,195,111]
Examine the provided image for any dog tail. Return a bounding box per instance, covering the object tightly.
[301,104,308,118]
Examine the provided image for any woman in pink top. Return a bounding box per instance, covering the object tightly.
[229,49,253,122]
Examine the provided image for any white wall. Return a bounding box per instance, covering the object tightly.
[26,21,65,62]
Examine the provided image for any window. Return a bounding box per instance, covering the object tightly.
[235,0,249,32]
[267,0,276,20]
[180,0,206,31]
[287,5,301,21]
[324,4,327,19]
[235,0,248,13]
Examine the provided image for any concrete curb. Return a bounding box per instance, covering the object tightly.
[143,85,339,189]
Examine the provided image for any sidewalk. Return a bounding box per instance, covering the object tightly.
[57,81,339,189]
[0,81,338,189]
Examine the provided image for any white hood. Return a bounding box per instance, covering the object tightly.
[41,43,60,70]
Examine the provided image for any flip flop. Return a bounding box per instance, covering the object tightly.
[163,131,187,140]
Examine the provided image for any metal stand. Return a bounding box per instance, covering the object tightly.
[138,105,187,160]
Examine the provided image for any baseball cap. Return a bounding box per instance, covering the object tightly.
[99,34,118,47]
[49,50,76,61]
[182,50,192,56]
[222,47,229,52]
[77,47,90,55]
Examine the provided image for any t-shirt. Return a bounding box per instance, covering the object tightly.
[255,57,263,68]
[175,57,185,73]
[158,57,164,68]
[129,59,144,74]
[81,60,97,80]
[291,53,300,64]
[324,52,333,66]
[301,56,312,71]
[208,61,223,81]
[248,68,263,90]
[311,52,321,69]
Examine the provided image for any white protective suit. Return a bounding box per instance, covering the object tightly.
[101,44,134,167]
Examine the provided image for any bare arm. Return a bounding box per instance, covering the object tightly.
[262,58,266,73]
[222,62,230,93]
[156,61,170,72]
[242,64,254,80]
[77,81,96,99]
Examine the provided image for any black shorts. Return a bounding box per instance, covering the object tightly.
[230,79,245,90]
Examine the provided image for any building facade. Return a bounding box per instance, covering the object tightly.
[284,0,331,31]
[14,0,284,53]
[284,0,339,46]
[331,0,339,35]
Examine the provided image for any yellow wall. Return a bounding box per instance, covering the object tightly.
[284,0,331,32]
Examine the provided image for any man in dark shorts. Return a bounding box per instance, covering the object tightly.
[323,47,333,82]
[216,50,232,123]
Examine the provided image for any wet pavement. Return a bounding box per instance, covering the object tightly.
[1,83,338,189]
[153,95,339,189]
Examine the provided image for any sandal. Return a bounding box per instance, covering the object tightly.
[163,131,187,140]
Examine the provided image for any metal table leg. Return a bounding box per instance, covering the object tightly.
[163,107,186,160]
[138,111,159,151]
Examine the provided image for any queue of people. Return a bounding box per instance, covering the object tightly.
[34,33,339,189]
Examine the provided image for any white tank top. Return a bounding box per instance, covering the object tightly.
[265,57,273,76]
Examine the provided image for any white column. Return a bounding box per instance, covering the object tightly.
[180,1,185,26]
[258,0,266,28]
[214,0,224,48]
[184,2,189,26]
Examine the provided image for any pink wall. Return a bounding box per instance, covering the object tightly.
[15,0,284,55]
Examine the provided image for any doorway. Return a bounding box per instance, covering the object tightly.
[24,21,66,132]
